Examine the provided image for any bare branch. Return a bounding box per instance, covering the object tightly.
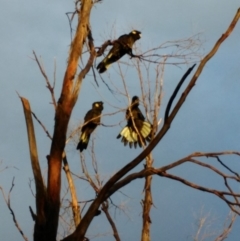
[19,96,47,226]
[101,201,121,241]
[0,178,29,241]
[131,34,203,65]
[32,51,57,109]
[0,160,19,172]
[158,172,240,214]
[62,153,81,227]
[72,28,97,104]
[106,165,240,214]
[80,154,99,194]
[214,213,237,241]
[62,9,240,240]
[31,111,52,139]
[215,156,240,178]
[164,64,196,122]
[31,108,81,227]
[167,8,240,127]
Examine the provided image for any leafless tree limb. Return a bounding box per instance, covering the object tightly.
[62,9,240,240]
[32,51,57,109]
[214,213,237,241]
[158,172,240,214]
[164,64,196,122]
[101,201,121,241]
[63,153,81,227]
[19,96,47,230]
[31,111,52,139]
[214,156,240,178]
[0,178,29,241]
[72,28,97,104]
[0,160,19,172]
[78,147,121,241]
[105,152,240,201]
[31,105,81,228]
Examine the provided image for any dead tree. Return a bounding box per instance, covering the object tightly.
[16,2,240,241]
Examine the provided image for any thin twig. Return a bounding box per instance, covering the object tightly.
[0,178,29,241]
[214,213,237,241]
[32,51,57,109]
[31,111,52,139]
[101,201,121,241]
[214,156,240,178]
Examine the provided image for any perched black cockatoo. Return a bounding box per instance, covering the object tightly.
[117,96,152,148]
[77,101,104,152]
[97,30,141,73]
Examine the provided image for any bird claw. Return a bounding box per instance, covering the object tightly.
[129,53,141,60]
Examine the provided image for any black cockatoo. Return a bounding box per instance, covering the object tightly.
[77,101,104,152]
[117,96,152,148]
[97,30,141,73]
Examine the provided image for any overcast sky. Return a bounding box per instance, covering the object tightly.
[0,1,240,241]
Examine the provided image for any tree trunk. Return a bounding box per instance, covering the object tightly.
[34,1,93,240]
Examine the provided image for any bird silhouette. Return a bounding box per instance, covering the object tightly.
[77,101,104,152]
[97,30,141,73]
[117,96,152,148]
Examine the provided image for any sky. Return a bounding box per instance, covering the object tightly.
[0,0,240,240]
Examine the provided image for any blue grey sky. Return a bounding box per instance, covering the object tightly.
[0,1,240,240]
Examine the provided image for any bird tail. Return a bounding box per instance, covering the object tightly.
[76,132,90,152]
[117,121,152,148]
[141,121,152,139]
[97,58,111,73]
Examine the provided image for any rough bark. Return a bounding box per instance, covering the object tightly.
[141,155,153,241]
[20,97,47,240]
[62,153,81,227]
[41,1,93,240]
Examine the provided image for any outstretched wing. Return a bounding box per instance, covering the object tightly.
[97,31,141,73]
[118,107,152,148]
[117,120,152,148]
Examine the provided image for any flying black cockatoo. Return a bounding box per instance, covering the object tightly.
[117,96,152,148]
[77,101,104,152]
[97,30,141,73]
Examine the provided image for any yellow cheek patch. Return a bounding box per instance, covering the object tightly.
[95,103,99,107]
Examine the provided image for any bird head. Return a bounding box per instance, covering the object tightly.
[131,96,140,106]
[93,101,104,111]
[129,30,141,40]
